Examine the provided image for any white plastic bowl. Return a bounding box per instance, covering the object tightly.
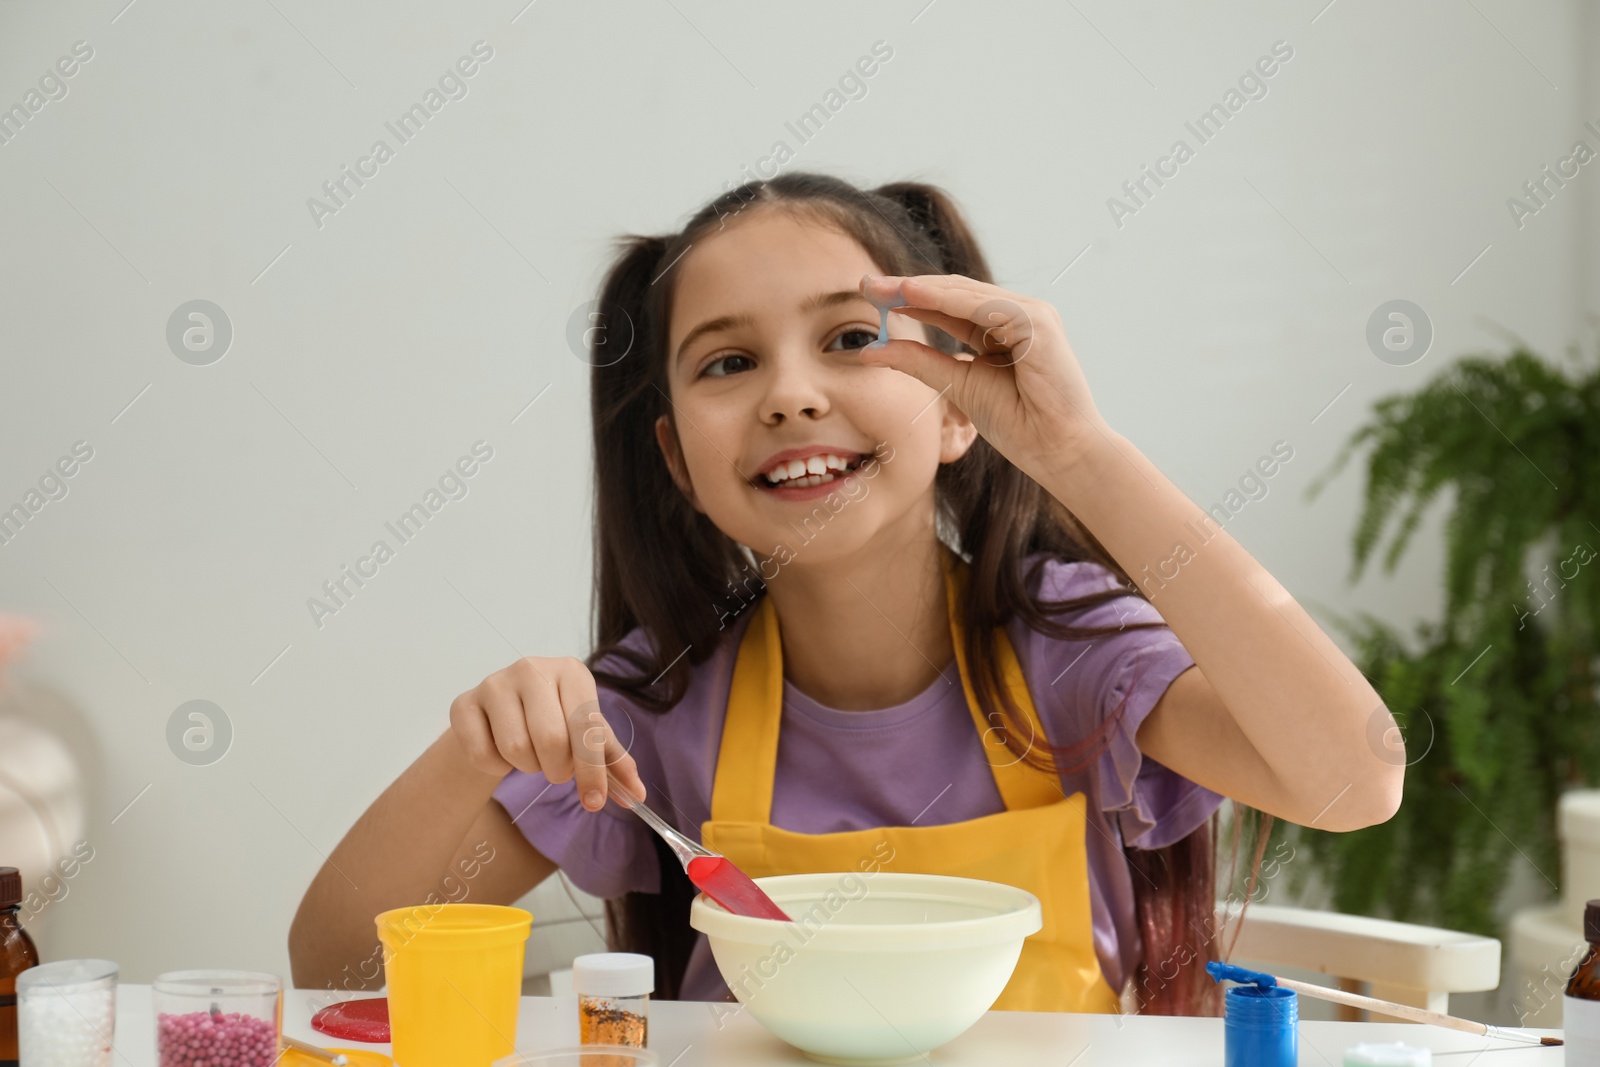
[688,872,1042,1065]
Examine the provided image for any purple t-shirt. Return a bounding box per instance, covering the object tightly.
[492,552,1224,1001]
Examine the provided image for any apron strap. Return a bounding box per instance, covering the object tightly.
[709,594,784,824]
[942,549,1064,811]
[709,548,1064,824]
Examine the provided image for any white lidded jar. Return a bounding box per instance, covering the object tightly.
[573,952,653,1049]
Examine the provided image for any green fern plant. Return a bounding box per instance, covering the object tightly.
[1270,346,1600,936]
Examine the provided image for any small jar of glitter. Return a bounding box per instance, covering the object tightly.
[573,953,652,1050]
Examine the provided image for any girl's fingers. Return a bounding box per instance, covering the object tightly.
[863,271,993,302]
[865,274,1037,358]
[864,275,1036,371]
[883,303,1024,361]
[482,671,551,777]
[557,659,648,811]
[452,655,648,813]
[862,333,985,399]
[559,668,610,811]
[563,698,647,811]
[862,271,1003,315]
[449,695,514,776]
[496,658,573,784]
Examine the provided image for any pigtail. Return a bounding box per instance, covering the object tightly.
[586,233,732,999]
[874,181,994,282]
[588,232,671,664]
[586,232,749,705]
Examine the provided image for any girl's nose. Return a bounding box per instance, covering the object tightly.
[760,352,831,423]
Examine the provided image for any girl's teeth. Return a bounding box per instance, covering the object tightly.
[778,473,836,488]
[762,453,856,486]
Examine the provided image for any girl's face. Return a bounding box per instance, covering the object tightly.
[656,208,977,568]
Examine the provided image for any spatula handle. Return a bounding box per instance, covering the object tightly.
[605,770,717,867]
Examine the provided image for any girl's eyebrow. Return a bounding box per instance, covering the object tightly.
[674,289,874,367]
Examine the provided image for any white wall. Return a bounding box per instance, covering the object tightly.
[0,0,1589,998]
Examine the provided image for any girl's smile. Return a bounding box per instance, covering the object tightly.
[751,447,870,501]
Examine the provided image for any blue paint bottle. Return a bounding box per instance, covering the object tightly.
[1208,962,1299,1067]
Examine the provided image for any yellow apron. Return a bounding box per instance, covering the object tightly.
[700,548,1121,1013]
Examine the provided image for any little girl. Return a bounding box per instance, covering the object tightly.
[289,172,1402,1016]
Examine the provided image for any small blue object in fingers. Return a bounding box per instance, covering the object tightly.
[1205,961,1277,988]
[865,283,908,349]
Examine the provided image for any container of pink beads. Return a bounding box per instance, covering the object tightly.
[152,970,282,1067]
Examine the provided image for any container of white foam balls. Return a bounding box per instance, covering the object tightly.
[17,958,119,1067]
[1343,1042,1433,1067]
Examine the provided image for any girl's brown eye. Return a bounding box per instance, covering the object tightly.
[831,329,878,351]
[701,353,754,378]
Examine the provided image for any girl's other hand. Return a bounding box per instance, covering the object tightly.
[859,273,1113,486]
[449,656,646,812]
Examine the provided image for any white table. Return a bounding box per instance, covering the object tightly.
[105,984,1564,1066]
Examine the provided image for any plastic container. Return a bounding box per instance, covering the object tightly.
[689,872,1040,1064]
[376,902,533,1067]
[1223,982,1297,1067]
[1565,899,1600,1067]
[492,1049,656,1067]
[0,868,41,1067]
[277,1048,394,1067]
[17,959,117,1067]
[1343,1042,1433,1066]
[573,953,652,1048]
[151,970,281,1067]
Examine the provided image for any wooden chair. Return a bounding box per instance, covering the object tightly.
[1219,902,1503,1017]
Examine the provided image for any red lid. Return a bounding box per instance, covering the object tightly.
[311,997,390,1043]
[0,867,20,909]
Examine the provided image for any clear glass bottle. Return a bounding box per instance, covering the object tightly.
[1566,899,1600,1067]
[0,868,41,1067]
[18,959,117,1067]
[573,953,652,1049]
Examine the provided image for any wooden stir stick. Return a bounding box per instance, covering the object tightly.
[282,1034,351,1065]
[1206,963,1562,1047]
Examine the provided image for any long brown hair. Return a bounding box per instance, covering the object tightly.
[582,171,1270,1015]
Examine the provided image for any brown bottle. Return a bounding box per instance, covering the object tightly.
[1567,899,1600,1066]
[0,867,40,1067]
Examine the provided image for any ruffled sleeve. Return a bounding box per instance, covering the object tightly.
[1029,558,1226,850]
[492,766,659,898]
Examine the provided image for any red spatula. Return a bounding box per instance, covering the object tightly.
[607,773,790,921]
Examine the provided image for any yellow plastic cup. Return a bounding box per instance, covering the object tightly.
[376,902,533,1067]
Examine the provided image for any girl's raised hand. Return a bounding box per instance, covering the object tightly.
[449,655,646,812]
[859,273,1112,483]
